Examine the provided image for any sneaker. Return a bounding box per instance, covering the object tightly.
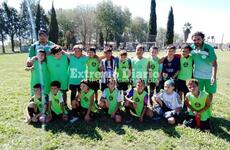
[69,117,79,123]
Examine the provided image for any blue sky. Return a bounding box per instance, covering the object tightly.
[1,0,230,43]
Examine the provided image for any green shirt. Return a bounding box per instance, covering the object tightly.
[131,57,148,85]
[47,55,69,90]
[104,88,119,115]
[28,41,54,58]
[69,55,88,85]
[86,57,100,81]
[80,89,96,112]
[186,91,211,121]
[30,60,50,95]
[132,89,147,117]
[116,59,131,82]
[148,57,160,83]
[49,91,67,115]
[191,43,217,79]
[178,56,193,81]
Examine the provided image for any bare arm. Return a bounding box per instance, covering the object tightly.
[211,60,217,84]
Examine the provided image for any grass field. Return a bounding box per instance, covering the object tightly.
[0,51,229,150]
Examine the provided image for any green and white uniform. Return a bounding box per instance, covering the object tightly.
[28,41,54,58]
[30,60,50,95]
[102,88,122,115]
[30,95,47,112]
[131,57,148,85]
[86,57,100,81]
[178,55,193,81]
[80,89,96,112]
[116,59,131,82]
[186,91,211,121]
[47,55,69,90]
[49,91,67,115]
[148,57,160,83]
[69,55,88,85]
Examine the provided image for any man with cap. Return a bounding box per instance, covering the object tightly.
[27,28,55,66]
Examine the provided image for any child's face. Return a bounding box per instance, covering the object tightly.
[182,48,190,57]
[107,80,115,90]
[34,88,41,98]
[136,81,144,92]
[164,84,174,94]
[136,48,144,58]
[104,51,112,59]
[167,49,175,57]
[54,51,62,59]
[37,52,46,62]
[51,86,59,95]
[87,51,95,58]
[80,83,89,92]
[73,48,82,58]
[120,55,127,61]
[187,82,199,94]
[151,49,158,57]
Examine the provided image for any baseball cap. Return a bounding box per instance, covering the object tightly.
[165,79,175,87]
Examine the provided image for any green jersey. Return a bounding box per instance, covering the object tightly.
[49,91,67,115]
[148,57,160,83]
[47,55,69,90]
[178,56,193,81]
[116,58,131,82]
[104,88,120,115]
[132,89,147,117]
[30,95,46,112]
[131,57,148,85]
[69,55,88,85]
[30,60,50,95]
[191,43,217,79]
[28,41,54,58]
[80,89,96,112]
[186,91,211,121]
[86,57,100,81]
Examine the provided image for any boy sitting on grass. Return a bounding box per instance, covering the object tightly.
[152,79,182,125]
[47,81,68,122]
[99,78,122,123]
[26,84,48,124]
[183,79,212,132]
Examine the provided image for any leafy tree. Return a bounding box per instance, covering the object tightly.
[0,7,7,53]
[48,2,59,43]
[148,0,157,42]
[130,17,148,43]
[183,22,192,42]
[166,6,174,45]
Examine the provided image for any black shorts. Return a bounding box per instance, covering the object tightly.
[101,83,107,92]
[177,79,189,94]
[161,102,179,119]
[69,84,80,92]
[117,82,129,91]
[51,111,63,120]
[88,81,100,92]
[183,115,211,131]
[77,105,94,118]
[103,108,122,117]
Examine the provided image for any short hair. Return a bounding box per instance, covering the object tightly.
[73,44,84,51]
[106,78,116,85]
[149,46,159,52]
[50,81,61,88]
[181,43,192,51]
[166,44,176,50]
[88,46,96,53]
[33,83,42,89]
[192,31,205,39]
[136,44,144,51]
[80,79,90,87]
[136,78,145,86]
[51,45,62,55]
[186,79,199,86]
[119,50,127,56]
[37,49,46,54]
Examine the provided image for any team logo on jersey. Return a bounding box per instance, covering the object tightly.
[38,103,42,109]
[92,62,96,67]
[151,64,155,69]
[135,97,140,102]
[109,96,113,101]
[54,99,59,103]
[183,62,189,67]
[84,97,88,102]
[195,102,201,108]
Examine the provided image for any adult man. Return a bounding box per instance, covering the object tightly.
[27,28,54,66]
[190,31,217,102]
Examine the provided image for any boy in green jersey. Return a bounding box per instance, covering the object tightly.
[148,46,161,101]
[131,44,148,92]
[116,50,131,95]
[25,49,50,96]
[99,78,122,123]
[26,84,48,124]
[177,44,193,100]
[125,79,153,123]
[86,47,100,104]
[71,80,96,122]
[47,46,69,105]
[47,81,68,122]
[68,44,88,103]
[183,79,212,132]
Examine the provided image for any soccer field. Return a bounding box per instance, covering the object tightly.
[0,51,229,149]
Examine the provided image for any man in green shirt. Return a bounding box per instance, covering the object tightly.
[190,31,217,103]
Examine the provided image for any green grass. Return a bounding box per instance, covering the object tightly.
[0,51,229,150]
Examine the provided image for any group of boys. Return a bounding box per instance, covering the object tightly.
[25,30,217,132]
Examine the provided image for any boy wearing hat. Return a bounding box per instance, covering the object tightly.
[152,79,182,125]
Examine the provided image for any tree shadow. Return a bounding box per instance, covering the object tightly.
[210,117,230,142]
